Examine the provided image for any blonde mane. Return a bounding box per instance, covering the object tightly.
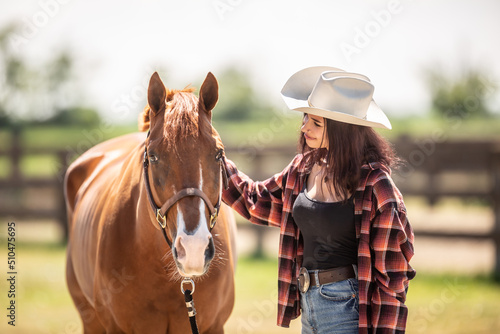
[138,87,196,133]
[138,87,214,147]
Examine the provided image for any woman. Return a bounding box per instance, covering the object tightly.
[222,66,416,333]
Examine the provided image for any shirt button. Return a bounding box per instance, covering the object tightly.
[290,285,297,292]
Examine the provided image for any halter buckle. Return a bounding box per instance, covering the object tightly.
[209,211,218,229]
[156,209,167,229]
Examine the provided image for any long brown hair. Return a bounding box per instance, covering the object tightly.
[299,115,399,202]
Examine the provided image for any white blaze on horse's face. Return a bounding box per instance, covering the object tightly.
[144,70,220,278]
[173,163,215,277]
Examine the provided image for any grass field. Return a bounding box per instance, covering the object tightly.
[0,241,499,334]
[2,116,500,151]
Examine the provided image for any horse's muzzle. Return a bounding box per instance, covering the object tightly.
[173,234,215,277]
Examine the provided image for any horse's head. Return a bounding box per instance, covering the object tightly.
[141,72,226,278]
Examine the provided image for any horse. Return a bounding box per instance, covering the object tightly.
[64,72,237,333]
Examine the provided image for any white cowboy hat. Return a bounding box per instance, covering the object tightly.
[280,66,391,129]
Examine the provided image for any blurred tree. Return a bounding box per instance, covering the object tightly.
[41,107,101,126]
[0,24,17,127]
[213,66,269,121]
[425,65,497,119]
[0,23,100,127]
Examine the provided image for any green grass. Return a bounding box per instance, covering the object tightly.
[19,124,138,150]
[1,116,500,152]
[213,115,303,147]
[0,157,10,178]
[0,242,78,334]
[0,242,499,333]
[383,116,500,140]
[406,272,500,334]
[20,155,61,177]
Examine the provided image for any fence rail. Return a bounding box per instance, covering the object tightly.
[1,129,500,273]
[0,129,69,238]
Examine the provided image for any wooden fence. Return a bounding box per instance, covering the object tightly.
[1,129,500,273]
[0,128,70,238]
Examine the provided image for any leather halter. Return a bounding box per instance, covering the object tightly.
[143,137,229,248]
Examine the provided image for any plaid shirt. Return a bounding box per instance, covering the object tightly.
[222,152,416,332]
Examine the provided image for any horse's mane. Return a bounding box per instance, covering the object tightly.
[139,87,212,145]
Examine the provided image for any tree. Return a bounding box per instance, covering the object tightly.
[213,67,269,121]
[425,65,497,119]
[0,23,100,127]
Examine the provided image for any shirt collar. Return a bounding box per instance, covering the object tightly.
[362,161,391,174]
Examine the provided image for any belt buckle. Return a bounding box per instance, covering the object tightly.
[298,267,310,293]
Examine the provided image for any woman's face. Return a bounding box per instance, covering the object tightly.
[301,114,328,149]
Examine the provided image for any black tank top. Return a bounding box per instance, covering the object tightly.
[292,185,357,270]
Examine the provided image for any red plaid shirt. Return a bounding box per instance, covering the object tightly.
[222,152,416,333]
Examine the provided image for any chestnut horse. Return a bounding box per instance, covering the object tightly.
[65,72,236,333]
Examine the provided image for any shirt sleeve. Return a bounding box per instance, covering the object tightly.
[221,156,299,228]
[368,186,416,333]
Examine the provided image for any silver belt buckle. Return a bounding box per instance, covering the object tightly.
[298,267,310,293]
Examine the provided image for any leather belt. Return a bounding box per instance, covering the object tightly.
[298,266,356,293]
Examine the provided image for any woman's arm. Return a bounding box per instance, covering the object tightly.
[367,175,416,333]
[369,204,415,332]
[222,155,300,228]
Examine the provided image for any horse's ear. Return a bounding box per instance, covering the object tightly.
[147,72,167,115]
[199,72,219,113]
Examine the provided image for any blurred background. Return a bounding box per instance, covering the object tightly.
[1,0,500,333]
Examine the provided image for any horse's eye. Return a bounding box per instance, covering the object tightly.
[149,155,159,163]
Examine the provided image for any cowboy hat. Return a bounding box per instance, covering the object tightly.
[280,66,391,129]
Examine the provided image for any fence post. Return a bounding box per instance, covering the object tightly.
[57,150,69,242]
[10,127,22,182]
[252,152,265,180]
[8,128,23,213]
[492,146,500,279]
[251,225,266,259]
[427,157,438,206]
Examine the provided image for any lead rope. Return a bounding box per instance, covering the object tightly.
[181,278,199,334]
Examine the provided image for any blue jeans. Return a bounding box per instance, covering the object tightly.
[300,277,359,334]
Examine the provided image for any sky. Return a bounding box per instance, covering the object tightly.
[1,0,500,123]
